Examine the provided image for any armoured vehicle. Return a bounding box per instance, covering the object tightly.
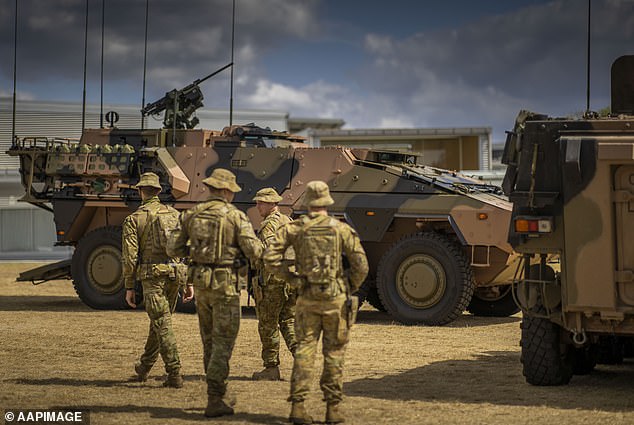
[502,55,634,384]
[7,74,519,326]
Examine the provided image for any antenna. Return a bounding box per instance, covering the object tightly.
[81,0,89,131]
[141,0,149,130]
[229,0,236,126]
[11,0,18,143]
[585,0,592,113]
[100,0,105,128]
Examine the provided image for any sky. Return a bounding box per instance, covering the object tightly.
[1,0,633,143]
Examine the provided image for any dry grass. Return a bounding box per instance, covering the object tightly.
[1,262,634,424]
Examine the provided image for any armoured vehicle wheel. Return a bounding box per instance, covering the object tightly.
[71,226,127,310]
[175,289,196,314]
[467,285,520,317]
[356,281,386,312]
[376,232,474,325]
[366,285,386,312]
[520,309,573,385]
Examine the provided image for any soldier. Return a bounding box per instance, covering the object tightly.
[122,172,190,388]
[167,168,262,418]
[251,187,297,381]
[264,180,369,425]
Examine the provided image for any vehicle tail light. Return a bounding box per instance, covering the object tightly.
[514,216,553,234]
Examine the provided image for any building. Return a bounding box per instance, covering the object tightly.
[305,127,493,172]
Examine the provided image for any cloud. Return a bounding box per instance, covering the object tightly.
[0,89,35,101]
[2,0,633,141]
[354,0,634,137]
[0,0,321,100]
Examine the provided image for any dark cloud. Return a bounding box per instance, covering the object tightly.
[1,0,633,140]
[0,0,320,103]
[355,0,634,136]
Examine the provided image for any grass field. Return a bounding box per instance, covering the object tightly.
[1,263,634,424]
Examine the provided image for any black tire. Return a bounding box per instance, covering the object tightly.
[520,313,573,385]
[175,288,196,314]
[355,280,387,312]
[71,226,127,310]
[366,285,386,312]
[376,232,475,326]
[467,285,520,317]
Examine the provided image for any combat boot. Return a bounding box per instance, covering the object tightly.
[163,372,184,388]
[204,396,234,418]
[132,363,150,382]
[289,401,312,425]
[325,402,345,424]
[252,366,281,381]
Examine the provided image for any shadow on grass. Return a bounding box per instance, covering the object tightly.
[354,309,521,327]
[12,374,209,388]
[53,404,288,424]
[0,295,91,312]
[345,350,634,412]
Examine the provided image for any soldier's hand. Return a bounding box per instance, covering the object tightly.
[125,289,137,308]
[183,285,195,302]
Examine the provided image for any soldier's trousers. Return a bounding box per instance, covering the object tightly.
[256,283,297,367]
[139,278,181,375]
[195,288,241,397]
[289,293,350,403]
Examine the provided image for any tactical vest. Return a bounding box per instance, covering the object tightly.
[188,203,230,265]
[138,203,180,263]
[296,215,342,286]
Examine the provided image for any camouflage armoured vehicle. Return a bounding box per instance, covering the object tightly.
[502,55,634,384]
[7,76,519,326]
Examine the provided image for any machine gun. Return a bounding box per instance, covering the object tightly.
[141,62,233,130]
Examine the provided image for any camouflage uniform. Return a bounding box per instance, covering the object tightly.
[252,188,297,380]
[122,172,185,386]
[264,181,368,424]
[167,168,262,417]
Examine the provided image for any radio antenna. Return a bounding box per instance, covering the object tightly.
[229,0,236,126]
[100,0,105,128]
[81,0,89,131]
[141,0,149,130]
[585,0,592,113]
[11,0,18,143]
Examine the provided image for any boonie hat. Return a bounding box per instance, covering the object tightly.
[134,172,162,190]
[202,168,242,193]
[253,187,283,203]
[304,180,334,207]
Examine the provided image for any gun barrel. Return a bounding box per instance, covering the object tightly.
[195,62,233,86]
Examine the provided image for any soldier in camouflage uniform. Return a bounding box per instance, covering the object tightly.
[264,180,369,425]
[122,172,191,388]
[251,187,297,381]
[167,168,262,418]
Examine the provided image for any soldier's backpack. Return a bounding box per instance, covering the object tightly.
[296,215,342,285]
[188,203,230,264]
[151,205,181,249]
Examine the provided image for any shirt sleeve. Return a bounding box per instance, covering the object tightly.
[262,223,295,282]
[235,210,263,264]
[122,215,139,289]
[341,225,369,292]
[259,215,281,249]
[167,210,190,258]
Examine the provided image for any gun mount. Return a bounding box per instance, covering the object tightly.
[141,62,233,130]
